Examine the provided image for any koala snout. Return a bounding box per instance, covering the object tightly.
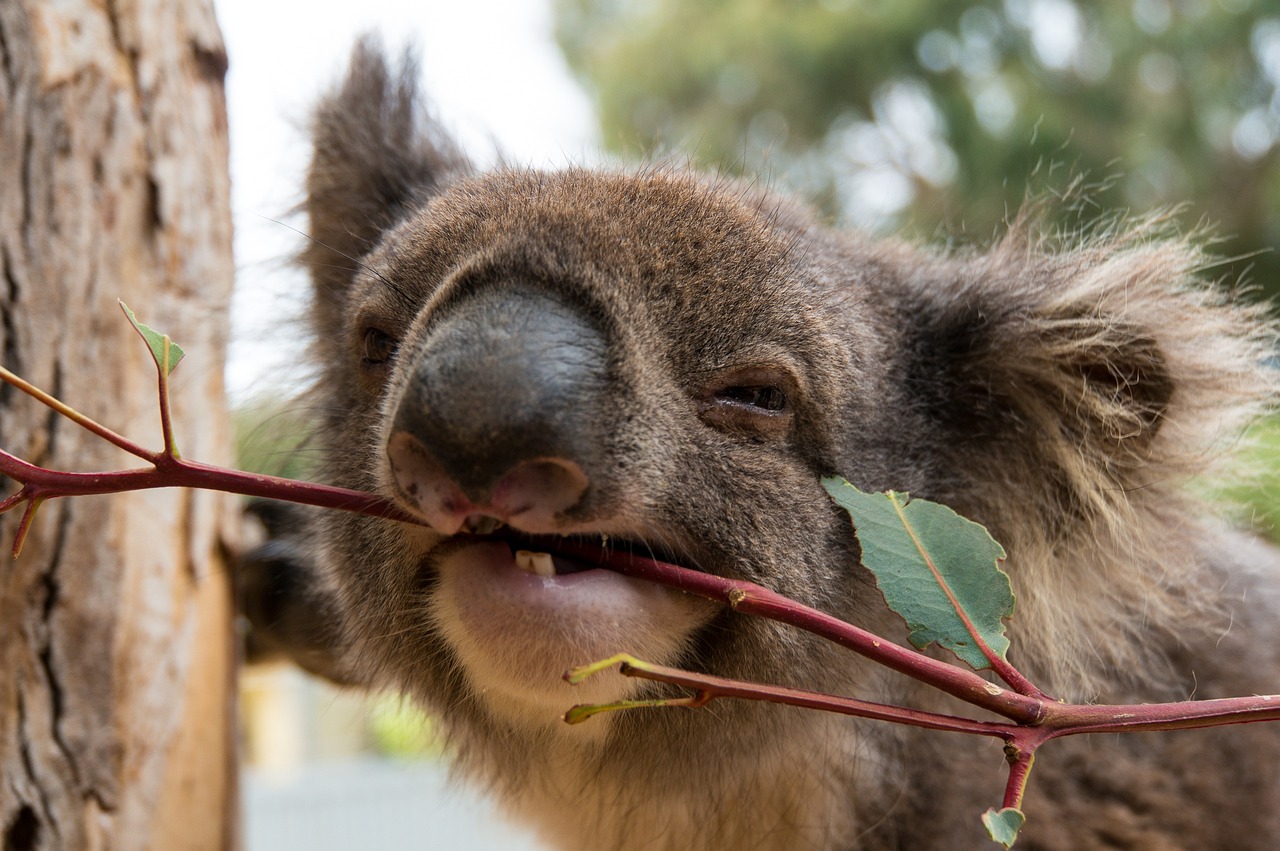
[386,431,590,534]
[386,286,609,535]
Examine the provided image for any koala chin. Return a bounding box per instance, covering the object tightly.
[240,36,1280,851]
[429,538,718,729]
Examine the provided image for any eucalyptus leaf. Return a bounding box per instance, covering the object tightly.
[120,301,185,376]
[822,477,1013,671]
[981,807,1025,848]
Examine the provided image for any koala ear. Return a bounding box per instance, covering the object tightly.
[303,36,470,328]
[907,233,1277,697]
[919,235,1274,521]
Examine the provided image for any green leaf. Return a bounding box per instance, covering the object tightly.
[120,301,185,376]
[822,478,1013,671]
[981,807,1025,847]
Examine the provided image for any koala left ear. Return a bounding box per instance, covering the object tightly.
[914,235,1275,513]
[986,246,1183,469]
[898,230,1276,697]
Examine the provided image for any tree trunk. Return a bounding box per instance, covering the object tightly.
[0,2,237,849]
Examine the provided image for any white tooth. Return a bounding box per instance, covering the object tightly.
[514,550,556,578]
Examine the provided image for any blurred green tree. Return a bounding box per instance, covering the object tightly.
[556,0,1280,289]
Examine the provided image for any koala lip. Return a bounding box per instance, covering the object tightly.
[480,531,687,579]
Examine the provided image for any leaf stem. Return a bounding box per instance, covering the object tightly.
[1001,744,1037,810]
[157,345,178,458]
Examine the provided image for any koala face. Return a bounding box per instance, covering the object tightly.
[314,167,900,733]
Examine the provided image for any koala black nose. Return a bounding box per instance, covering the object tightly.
[386,287,609,535]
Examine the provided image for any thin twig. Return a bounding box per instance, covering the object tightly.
[0,366,157,462]
[567,653,1017,738]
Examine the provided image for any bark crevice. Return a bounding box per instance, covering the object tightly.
[189,40,227,83]
[3,804,39,851]
[12,693,50,837]
[37,508,74,786]
[0,247,20,405]
[39,366,63,464]
[0,15,13,84]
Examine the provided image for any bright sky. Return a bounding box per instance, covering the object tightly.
[217,0,597,401]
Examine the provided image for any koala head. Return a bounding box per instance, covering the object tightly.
[282,37,1280,851]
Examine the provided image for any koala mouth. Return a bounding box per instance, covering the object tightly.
[429,527,718,723]
[460,527,686,581]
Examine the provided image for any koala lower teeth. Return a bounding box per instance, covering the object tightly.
[514,550,556,577]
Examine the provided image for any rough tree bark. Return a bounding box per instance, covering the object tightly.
[0,2,237,849]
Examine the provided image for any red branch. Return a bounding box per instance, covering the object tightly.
[4,376,1278,739]
[0,356,420,556]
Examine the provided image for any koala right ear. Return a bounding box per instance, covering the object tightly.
[303,36,470,328]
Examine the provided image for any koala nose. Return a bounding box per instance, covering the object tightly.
[386,287,608,535]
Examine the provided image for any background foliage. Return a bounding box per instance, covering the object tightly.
[555,0,1280,284]
[554,0,1280,541]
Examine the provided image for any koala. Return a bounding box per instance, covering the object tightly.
[244,38,1280,850]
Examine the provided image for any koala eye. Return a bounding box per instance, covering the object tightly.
[361,328,399,366]
[697,367,796,436]
[715,384,787,412]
